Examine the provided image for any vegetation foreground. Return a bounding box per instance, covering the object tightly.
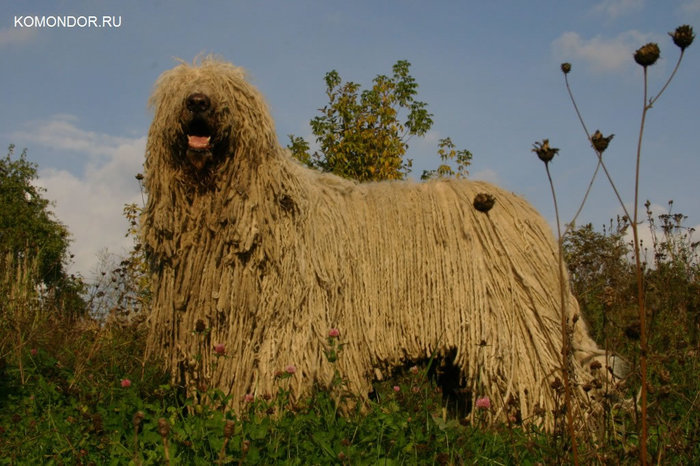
[1,206,698,464]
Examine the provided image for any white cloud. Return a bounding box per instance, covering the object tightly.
[592,0,644,19]
[17,115,146,278]
[471,168,501,185]
[552,30,660,73]
[0,26,36,47]
[13,114,135,158]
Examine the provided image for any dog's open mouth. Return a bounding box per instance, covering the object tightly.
[188,134,211,150]
[185,118,214,170]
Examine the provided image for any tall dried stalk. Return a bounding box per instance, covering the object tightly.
[547,162,579,466]
[632,42,687,465]
[532,140,579,464]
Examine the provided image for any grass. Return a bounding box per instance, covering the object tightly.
[0,324,555,464]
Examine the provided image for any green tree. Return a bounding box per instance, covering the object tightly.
[0,145,85,316]
[420,137,472,180]
[289,60,471,182]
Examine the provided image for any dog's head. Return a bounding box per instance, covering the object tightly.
[147,57,277,176]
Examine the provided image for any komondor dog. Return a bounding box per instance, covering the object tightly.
[142,57,622,427]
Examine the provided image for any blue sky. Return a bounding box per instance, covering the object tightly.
[2,0,699,276]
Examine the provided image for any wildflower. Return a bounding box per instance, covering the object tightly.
[285,364,296,374]
[328,328,340,338]
[591,130,614,154]
[30,348,38,356]
[561,62,571,74]
[409,365,419,375]
[532,139,559,164]
[214,343,226,355]
[120,378,132,388]
[473,193,495,213]
[244,393,255,402]
[393,385,401,392]
[411,385,420,394]
[475,396,491,410]
[634,43,660,67]
[669,25,695,51]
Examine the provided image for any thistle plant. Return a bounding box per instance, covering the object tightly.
[540,24,694,466]
[531,139,579,465]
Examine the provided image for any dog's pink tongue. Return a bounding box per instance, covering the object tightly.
[188,135,211,149]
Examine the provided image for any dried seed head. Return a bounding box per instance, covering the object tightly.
[590,360,602,371]
[634,42,660,67]
[669,25,695,51]
[157,418,170,437]
[591,130,615,153]
[561,62,571,74]
[582,382,593,393]
[473,193,496,213]
[550,377,563,393]
[532,139,559,163]
[224,419,235,439]
[132,411,145,429]
[602,286,615,308]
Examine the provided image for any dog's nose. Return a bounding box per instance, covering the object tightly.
[186,93,211,113]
